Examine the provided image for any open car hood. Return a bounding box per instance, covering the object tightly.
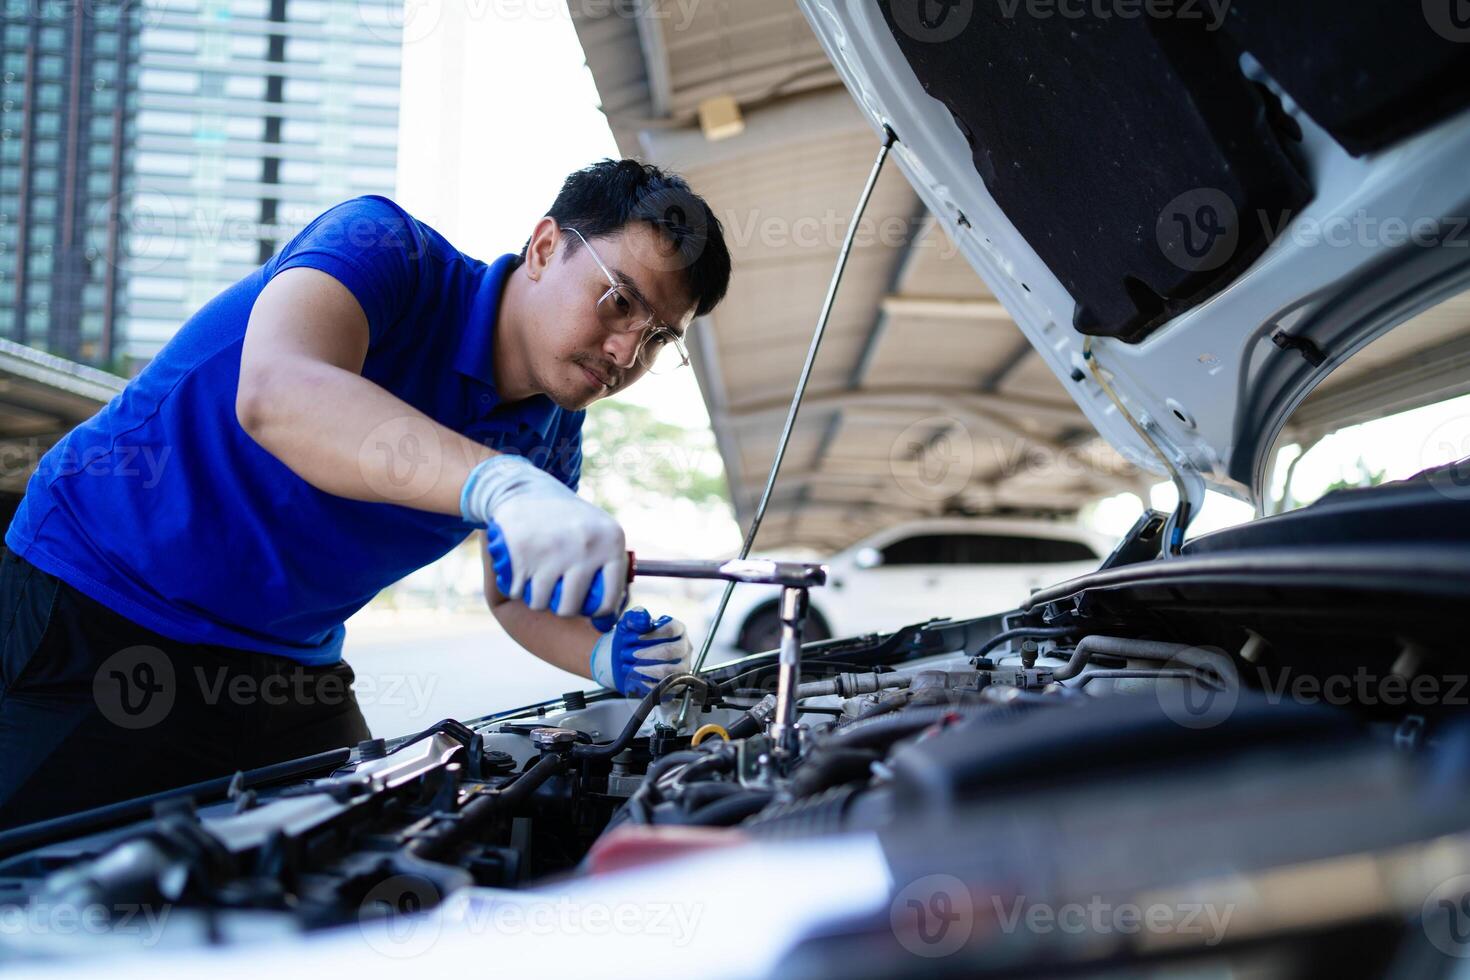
[799,1,1470,523]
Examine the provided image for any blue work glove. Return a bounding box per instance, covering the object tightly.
[590,608,692,697]
[461,454,628,620]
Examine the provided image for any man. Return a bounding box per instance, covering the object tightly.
[0,159,732,829]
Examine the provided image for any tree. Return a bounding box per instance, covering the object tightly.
[578,400,730,516]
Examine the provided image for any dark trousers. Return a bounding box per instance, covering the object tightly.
[0,548,370,831]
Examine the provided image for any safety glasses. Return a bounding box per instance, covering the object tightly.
[563,226,691,375]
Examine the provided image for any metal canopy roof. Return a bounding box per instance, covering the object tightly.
[0,339,126,496]
[572,1,1140,551]
[571,2,1470,551]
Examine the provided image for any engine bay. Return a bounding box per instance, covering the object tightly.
[3,476,1469,977]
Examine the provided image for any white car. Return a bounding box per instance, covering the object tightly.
[706,518,1113,654]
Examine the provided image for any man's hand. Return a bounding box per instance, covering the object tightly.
[461,454,628,619]
[589,608,692,697]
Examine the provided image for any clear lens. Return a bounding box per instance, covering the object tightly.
[640,333,689,375]
[598,288,687,374]
[597,284,651,332]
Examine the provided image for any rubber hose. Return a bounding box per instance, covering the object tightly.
[827,703,1035,751]
[683,791,774,827]
[974,625,1077,659]
[1050,636,1216,682]
[679,781,745,811]
[788,748,879,798]
[573,674,709,759]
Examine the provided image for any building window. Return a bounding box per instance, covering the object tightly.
[139,69,199,94]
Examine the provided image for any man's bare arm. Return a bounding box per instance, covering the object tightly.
[481,532,603,679]
[237,267,494,515]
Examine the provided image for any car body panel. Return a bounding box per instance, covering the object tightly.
[704,517,1111,655]
[798,0,1470,517]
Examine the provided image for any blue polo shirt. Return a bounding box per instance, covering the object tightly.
[5,195,584,664]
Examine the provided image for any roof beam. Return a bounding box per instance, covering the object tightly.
[727,387,1089,430]
[1285,330,1470,436]
[849,202,929,388]
[879,296,1011,321]
[634,3,674,118]
[979,337,1037,392]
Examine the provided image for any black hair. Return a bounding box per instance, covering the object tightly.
[520,159,731,318]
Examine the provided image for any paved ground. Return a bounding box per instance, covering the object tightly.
[340,605,738,739]
[340,611,586,738]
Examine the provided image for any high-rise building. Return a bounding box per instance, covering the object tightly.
[0,2,142,368]
[124,0,403,362]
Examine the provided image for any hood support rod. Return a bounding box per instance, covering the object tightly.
[678,126,898,725]
[1081,336,1194,554]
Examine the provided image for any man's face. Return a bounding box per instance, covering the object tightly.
[523,222,697,411]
